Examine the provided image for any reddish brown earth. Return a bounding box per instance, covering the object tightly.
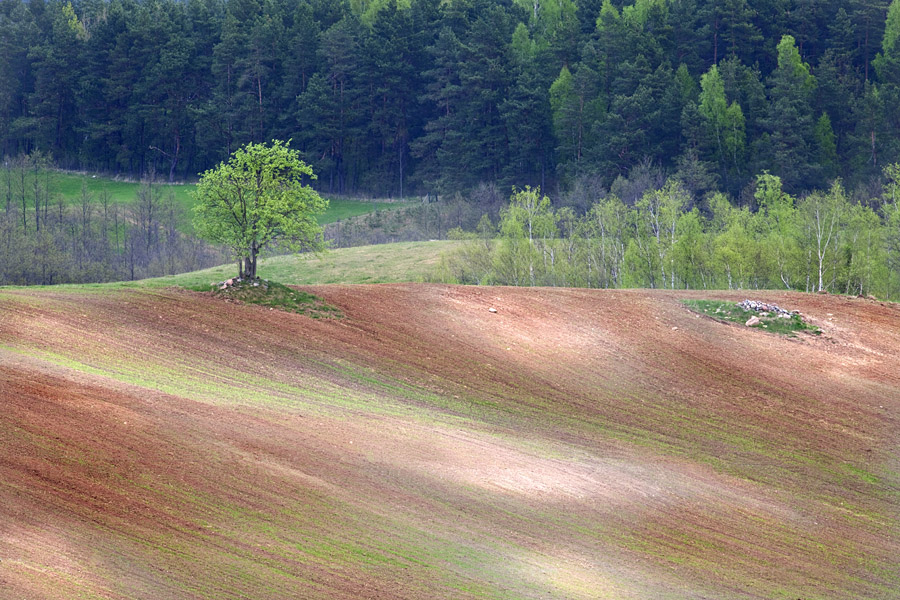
[1,284,898,599]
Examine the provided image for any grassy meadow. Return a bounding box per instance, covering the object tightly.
[140,240,460,288]
[46,170,410,229]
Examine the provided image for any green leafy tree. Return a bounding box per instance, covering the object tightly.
[880,163,900,295]
[633,178,690,288]
[798,180,848,292]
[579,195,628,288]
[755,172,801,289]
[673,207,712,289]
[193,140,328,280]
[698,63,746,182]
[708,192,760,289]
[494,186,556,286]
[840,201,886,296]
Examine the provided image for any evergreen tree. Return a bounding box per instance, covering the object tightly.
[410,26,467,192]
[549,63,601,182]
[296,16,364,193]
[28,0,85,162]
[873,0,900,165]
[764,35,818,190]
[501,57,552,189]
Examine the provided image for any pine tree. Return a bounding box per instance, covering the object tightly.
[764,35,818,190]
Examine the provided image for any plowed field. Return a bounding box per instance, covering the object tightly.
[1,284,898,599]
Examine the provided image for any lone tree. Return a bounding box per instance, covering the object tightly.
[193,140,328,280]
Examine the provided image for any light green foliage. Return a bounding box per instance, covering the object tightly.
[755,173,801,289]
[709,195,759,289]
[431,173,900,298]
[580,196,628,288]
[193,140,328,279]
[798,180,848,292]
[500,186,556,242]
[632,179,690,288]
[699,64,746,171]
[621,0,666,28]
[60,1,87,40]
[510,22,536,64]
[842,203,886,295]
[494,187,556,286]
[673,208,711,290]
[699,65,728,126]
[775,35,815,91]
[514,0,576,37]
[880,164,900,295]
[674,63,698,104]
[351,0,411,26]
[595,0,620,30]
[881,0,900,55]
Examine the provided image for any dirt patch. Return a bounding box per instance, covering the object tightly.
[1,285,898,599]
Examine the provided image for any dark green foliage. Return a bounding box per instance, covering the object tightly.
[0,0,900,200]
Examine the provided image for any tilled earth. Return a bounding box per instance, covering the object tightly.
[1,284,898,599]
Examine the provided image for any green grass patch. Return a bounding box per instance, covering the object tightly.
[256,241,460,284]
[42,171,406,231]
[139,241,461,288]
[47,170,196,212]
[317,199,413,225]
[683,299,821,337]
[203,279,341,319]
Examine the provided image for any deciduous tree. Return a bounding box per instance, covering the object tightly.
[193,140,327,279]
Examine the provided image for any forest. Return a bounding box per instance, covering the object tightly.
[435,171,900,299]
[3,0,900,290]
[1,0,900,198]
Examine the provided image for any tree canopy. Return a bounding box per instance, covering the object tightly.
[193,140,327,279]
[2,0,899,197]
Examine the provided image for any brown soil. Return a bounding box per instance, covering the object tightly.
[1,284,898,599]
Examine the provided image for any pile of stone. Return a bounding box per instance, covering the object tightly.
[217,277,265,290]
[738,299,798,318]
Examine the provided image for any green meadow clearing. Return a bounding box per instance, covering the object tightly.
[43,170,411,229]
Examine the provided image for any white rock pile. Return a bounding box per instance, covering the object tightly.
[217,277,266,290]
[738,299,798,318]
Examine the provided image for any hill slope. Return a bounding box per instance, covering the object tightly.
[143,241,458,287]
[1,285,898,599]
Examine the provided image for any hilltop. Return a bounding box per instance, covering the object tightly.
[1,283,898,599]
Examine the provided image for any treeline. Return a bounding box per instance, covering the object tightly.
[2,0,900,198]
[0,156,222,284]
[434,167,900,299]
